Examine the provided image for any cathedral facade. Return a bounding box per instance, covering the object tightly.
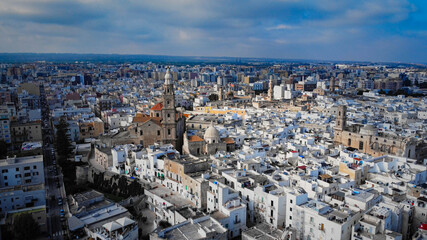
[129,68,186,152]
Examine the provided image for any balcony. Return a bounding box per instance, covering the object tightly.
[353,233,363,240]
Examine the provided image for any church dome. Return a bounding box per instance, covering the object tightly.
[360,124,377,136]
[165,68,172,85]
[204,122,220,143]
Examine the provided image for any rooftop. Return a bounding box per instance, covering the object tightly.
[158,216,227,240]
[0,155,43,167]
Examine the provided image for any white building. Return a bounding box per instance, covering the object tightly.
[207,181,247,238]
[0,155,46,214]
[107,113,133,129]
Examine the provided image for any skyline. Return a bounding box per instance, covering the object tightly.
[0,0,426,63]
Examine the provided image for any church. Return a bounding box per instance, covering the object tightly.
[333,105,418,159]
[182,121,235,156]
[129,68,186,152]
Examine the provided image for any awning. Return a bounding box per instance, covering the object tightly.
[103,221,121,232]
[115,217,135,227]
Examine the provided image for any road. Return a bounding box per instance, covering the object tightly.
[40,85,68,240]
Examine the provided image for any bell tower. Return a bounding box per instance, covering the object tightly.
[335,105,347,131]
[268,75,273,101]
[162,67,177,147]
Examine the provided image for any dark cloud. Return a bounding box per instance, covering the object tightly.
[0,0,425,62]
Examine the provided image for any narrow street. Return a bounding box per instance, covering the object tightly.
[40,85,68,240]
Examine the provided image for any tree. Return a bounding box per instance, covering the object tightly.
[55,118,73,160]
[414,80,419,87]
[403,79,411,87]
[13,213,40,240]
[208,94,218,102]
[0,140,8,158]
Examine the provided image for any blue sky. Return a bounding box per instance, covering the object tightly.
[0,0,426,62]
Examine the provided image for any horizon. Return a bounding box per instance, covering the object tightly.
[0,52,426,65]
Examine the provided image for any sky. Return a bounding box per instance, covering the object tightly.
[0,0,426,63]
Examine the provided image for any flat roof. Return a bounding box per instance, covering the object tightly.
[73,190,104,204]
[148,186,195,208]
[0,155,43,167]
[79,204,128,226]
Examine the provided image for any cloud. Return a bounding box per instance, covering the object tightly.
[0,0,425,62]
[267,24,297,30]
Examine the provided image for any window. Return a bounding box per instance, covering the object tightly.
[1,169,7,173]
[289,216,292,220]
[15,168,19,172]
[359,141,364,150]
[168,129,171,135]
[4,183,8,186]
[33,165,37,169]
[140,130,143,136]
[167,113,170,118]
[24,167,30,170]
[271,210,274,216]
[348,139,351,145]
[290,207,292,212]
[157,130,160,136]
[290,199,293,204]
[4,176,7,180]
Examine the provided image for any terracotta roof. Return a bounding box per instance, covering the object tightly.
[150,102,163,111]
[222,137,235,144]
[188,135,204,142]
[319,174,332,179]
[132,113,162,125]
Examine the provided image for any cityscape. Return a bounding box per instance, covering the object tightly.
[0,1,427,240]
